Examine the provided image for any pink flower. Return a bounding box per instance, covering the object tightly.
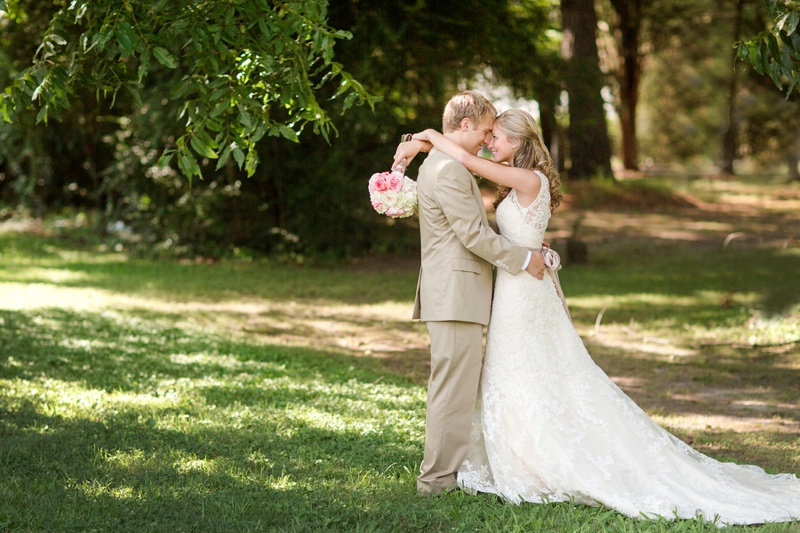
[368,172,391,193]
[371,198,383,210]
[388,173,404,192]
[385,206,405,217]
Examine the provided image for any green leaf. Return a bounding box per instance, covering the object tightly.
[210,87,229,101]
[759,40,771,74]
[776,13,791,32]
[787,13,800,36]
[137,50,150,83]
[189,134,218,159]
[36,106,48,124]
[216,144,233,170]
[177,150,201,182]
[278,124,298,142]
[157,151,175,168]
[232,145,245,169]
[747,41,762,73]
[196,128,219,149]
[153,47,178,69]
[781,40,792,68]
[115,19,140,57]
[251,122,269,143]
[0,100,10,123]
[0,1,7,12]
[244,148,259,177]
[49,34,67,46]
[237,105,253,128]
[170,80,195,99]
[767,62,784,90]
[736,42,748,61]
[342,91,359,112]
[210,99,231,118]
[767,33,784,68]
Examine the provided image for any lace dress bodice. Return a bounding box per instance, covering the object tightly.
[494,173,551,249]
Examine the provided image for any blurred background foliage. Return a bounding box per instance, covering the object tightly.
[0,0,798,261]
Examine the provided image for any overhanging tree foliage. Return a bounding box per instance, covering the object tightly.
[736,0,800,95]
[0,0,376,181]
[0,0,562,258]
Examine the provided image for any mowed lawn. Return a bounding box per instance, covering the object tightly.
[1,177,799,532]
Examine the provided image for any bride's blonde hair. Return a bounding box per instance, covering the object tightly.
[492,109,562,213]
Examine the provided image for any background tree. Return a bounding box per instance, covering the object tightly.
[721,0,747,174]
[630,0,799,177]
[487,1,564,158]
[605,0,650,171]
[561,0,613,178]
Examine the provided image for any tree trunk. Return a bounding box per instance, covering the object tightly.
[538,97,558,169]
[561,0,613,179]
[788,151,800,182]
[721,0,745,175]
[610,0,642,170]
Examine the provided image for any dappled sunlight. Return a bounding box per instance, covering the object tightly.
[589,331,699,358]
[0,266,93,283]
[569,291,753,310]
[0,377,184,418]
[0,280,427,363]
[652,413,799,434]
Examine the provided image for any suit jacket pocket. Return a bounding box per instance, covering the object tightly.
[450,258,482,274]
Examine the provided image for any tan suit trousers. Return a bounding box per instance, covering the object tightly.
[417,320,483,496]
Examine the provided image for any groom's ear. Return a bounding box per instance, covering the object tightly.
[460,117,471,131]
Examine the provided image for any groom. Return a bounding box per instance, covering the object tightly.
[412,91,545,496]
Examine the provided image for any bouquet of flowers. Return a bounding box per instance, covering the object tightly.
[368,169,417,218]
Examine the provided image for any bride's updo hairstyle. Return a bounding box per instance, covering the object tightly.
[493,109,562,213]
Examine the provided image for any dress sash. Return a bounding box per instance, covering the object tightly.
[542,248,572,323]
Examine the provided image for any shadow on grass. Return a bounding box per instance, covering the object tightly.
[0,397,435,531]
[0,307,442,531]
[0,308,408,392]
[2,306,798,531]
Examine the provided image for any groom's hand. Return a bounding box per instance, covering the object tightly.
[525,249,546,280]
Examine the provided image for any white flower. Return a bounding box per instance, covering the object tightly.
[383,190,399,205]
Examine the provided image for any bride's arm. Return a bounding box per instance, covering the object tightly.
[392,139,433,170]
[412,129,540,197]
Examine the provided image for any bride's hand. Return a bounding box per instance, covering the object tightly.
[392,138,430,170]
[412,130,434,142]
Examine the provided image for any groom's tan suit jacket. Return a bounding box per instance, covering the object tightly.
[413,149,528,324]
[413,148,529,495]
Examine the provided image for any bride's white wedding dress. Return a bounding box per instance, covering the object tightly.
[457,172,800,526]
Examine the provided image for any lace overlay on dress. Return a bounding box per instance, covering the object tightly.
[457,172,800,526]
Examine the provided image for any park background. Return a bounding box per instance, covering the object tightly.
[0,0,799,531]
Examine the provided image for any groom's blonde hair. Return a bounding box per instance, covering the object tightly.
[442,91,497,133]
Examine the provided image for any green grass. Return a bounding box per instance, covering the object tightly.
[1,223,799,531]
[0,232,417,304]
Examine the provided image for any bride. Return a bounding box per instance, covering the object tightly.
[393,108,800,526]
